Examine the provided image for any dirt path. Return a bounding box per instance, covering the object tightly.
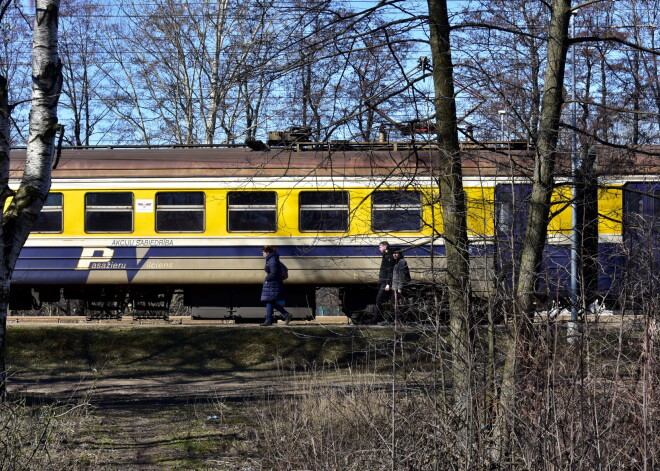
[6,323,386,469]
[10,369,310,470]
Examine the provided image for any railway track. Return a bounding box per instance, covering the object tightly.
[7,312,644,327]
[7,315,351,326]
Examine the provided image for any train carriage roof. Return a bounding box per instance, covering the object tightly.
[8,144,659,179]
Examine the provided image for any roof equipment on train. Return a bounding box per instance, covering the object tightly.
[267,126,312,146]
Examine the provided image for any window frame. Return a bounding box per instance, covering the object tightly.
[299,190,350,233]
[371,190,423,233]
[32,192,64,233]
[155,191,206,233]
[226,191,278,233]
[623,182,660,235]
[84,192,134,234]
[495,184,532,237]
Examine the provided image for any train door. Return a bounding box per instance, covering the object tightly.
[622,182,660,307]
[495,184,532,298]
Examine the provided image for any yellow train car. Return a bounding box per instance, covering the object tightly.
[8,144,659,321]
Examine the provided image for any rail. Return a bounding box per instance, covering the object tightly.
[7,313,643,327]
[7,315,351,326]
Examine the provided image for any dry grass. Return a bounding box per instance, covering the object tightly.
[0,392,98,470]
[4,317,659,470]
[252,322,660,471]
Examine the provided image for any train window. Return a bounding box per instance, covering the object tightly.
[299,191,349,232]
[227,191,277,232]
[495,184,532,236]
[371,191,421,232]
[496,190,514,232]
[156,192,205,232]
[85,192,133,233]
[623,183,660,234]
[32,193,63,233]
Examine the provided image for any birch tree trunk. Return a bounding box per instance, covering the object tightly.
[0,0,62,400]
[0,2,12,402]
[491,0,572,461]
[427,0,474,448]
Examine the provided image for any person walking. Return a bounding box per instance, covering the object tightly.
[391,250,411,294]
[391,250,412,322]
[375,241,396,324]
[260,246,292,326]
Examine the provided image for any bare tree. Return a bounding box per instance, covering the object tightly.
[341,19,417,142]
[612,0,660,144]
[274,0,353,141]
[485,1,574,459]
[427,0,475,443]
[0,1,32,145]
[0,0,62,400]
[0,0,9,159]
[457,0,548,142]
[101,0,280,145]
[58,0,110,146]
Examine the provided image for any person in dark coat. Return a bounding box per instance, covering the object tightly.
[392,250,411,294]
[390,250,412,323]
[375,241,396,323]
[260,246,292,326]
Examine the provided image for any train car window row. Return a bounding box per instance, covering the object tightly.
[156,192,205,233]
[32,189,431,234]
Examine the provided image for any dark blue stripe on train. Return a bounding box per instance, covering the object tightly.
[504,242,628,297]
[17,244,445,259]
[13,242,625,297]
[13,244,453,284]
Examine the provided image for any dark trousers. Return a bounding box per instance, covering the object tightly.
[375,285,392,320]
[265,301,290,323]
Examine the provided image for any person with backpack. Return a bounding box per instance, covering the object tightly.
[260,245,292,326]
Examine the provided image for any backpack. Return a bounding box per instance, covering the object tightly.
[279,261,289,280]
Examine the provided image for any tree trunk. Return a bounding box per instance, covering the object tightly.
[0,47,9,403]
[492,0,572,462]
[427,0,474,449]
[0,0,62,400]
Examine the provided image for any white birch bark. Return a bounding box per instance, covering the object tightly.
[0,0,62,400]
